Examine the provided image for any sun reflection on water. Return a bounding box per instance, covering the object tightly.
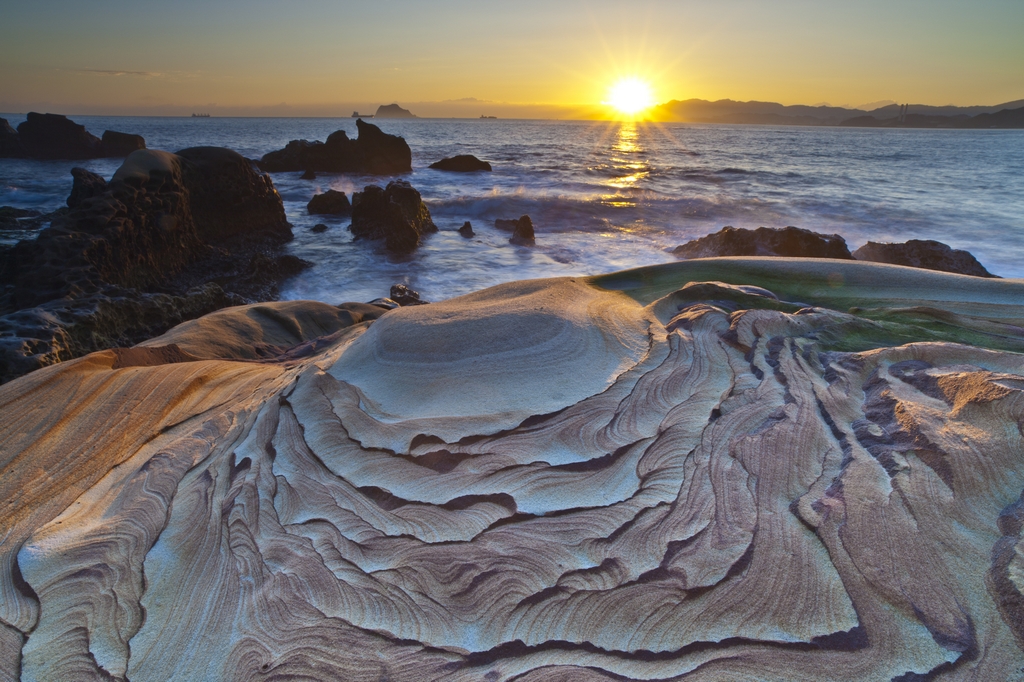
[605,122,650,192]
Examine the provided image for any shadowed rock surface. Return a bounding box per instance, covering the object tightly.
[349,180,436,252]
[429,154,492,172]
[673,225,854,260]
[258,119,412,174]
[458,220,475,237]
[307,190,352,215]
[497,215,536,245]
[100,130,146,157]
[0,113,147,159]
[854,239,996,277]
[0,148,299,383]
[2,260,1024,680]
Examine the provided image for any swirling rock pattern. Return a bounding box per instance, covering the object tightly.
[2,259,1024,681]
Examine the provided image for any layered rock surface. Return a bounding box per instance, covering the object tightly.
[2,259,1024,680]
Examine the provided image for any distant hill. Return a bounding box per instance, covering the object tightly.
[375,103,417,119]
[841,105,1024,129]
[651,98,1024,128]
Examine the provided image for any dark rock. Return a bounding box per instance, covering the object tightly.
[458,221,475,237]
[367,297,400,310]
[429,155,492,172]
[16,112,103,160]
[374,103,416,119]
[307,190,352,215]
[0,206,41,229]
[300,169,316,180]
[672,226,853,260]
[259,119,412,174]
[67,168,108,209]
[311,223,329,233]
[349,180,436,253]
[389,284,427,306]
[853,239,996,277]
[0,147,301,383]
[100,130,146,157]
[0,118,25,157]
[498,215,536,246]
[175,146,291,244]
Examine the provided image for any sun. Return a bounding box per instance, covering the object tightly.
[605,78,655,116]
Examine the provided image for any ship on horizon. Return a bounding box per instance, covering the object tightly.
[191,113,210,118]
[351,111,374,118]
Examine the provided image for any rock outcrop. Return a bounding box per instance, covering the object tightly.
[429,154,492,172]
[853,239,996,277]
[374,103,416,118]
[349,180,436,252]
[497,215,536,245]
[458,220,475,237]
[307,190,352,215]
[673,225,854,260]
[258,119,412,174]
[2,259,1024,680]
[0,113,148,159]
[0,148,298,383]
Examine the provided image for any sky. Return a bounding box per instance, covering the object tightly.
[1,0,1022,118]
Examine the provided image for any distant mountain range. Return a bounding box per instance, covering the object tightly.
[651,98,1024,128]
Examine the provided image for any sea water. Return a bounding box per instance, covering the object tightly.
[2,115,1022,303]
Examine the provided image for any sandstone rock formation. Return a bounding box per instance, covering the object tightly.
[307,189,352,215]
[429,154,492,172]
[854,239,996,277]
[349,180,436,252]
[0,113,147,159]
[2,258,1024,680]
[0,148,297,383]
[258,119,412,174]
[673,225,853,260]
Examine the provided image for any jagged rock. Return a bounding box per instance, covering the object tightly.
[307,190,351,215]
[300,169,316,180]
[349,180,436,252]
[4,261,1024,680]
[15,112,103,160]
[100,130,146,157]
[389,283,427,306]
[374,103,416,118]
[0,206,40,230]
[498,215,536,245]
[853,239,996,277]
[258,119,411,174]
[66,168,108,209]
[0,117,24,157]
[458,220,475,237]
[311,223,328,233]
[429,154,492,172]
[0,147,298,383]
[673,225,854,260]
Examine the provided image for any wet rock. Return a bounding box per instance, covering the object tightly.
[368,297,400,310]
[67,168,108,209]
[0,147,299,383]
[389,284,427,306]
[100,130,146,157]
[349,180,436,253]
[853,239,996,277]
[311,223,329,233]
[307,190,352,215]
[0,117,25,157]
[672,225,853,260]
[458,221,475,237]
[0,206,41,230]
[300,169,316,180]
[259,119,412,174]
[429,155,492,172]
[16,112,103,160]
[498,215,536,246]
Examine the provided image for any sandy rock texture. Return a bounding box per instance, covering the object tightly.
[2,258,1024,681]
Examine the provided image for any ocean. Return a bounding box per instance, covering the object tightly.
[2,115,1023,304]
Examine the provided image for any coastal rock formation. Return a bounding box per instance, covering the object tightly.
[307,189,352,215]
[497,215,536,245]
[0,148,296,383]
[429,154,492,172]
[0,113,148,159]
[458,220,475,237]
[673,225,853,260]
[258,119,412,174]
[389,283,426,305]
[349,180,436,252]
[853,239,996,277]
[374,103,417,118]
[2,259,1024,680]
